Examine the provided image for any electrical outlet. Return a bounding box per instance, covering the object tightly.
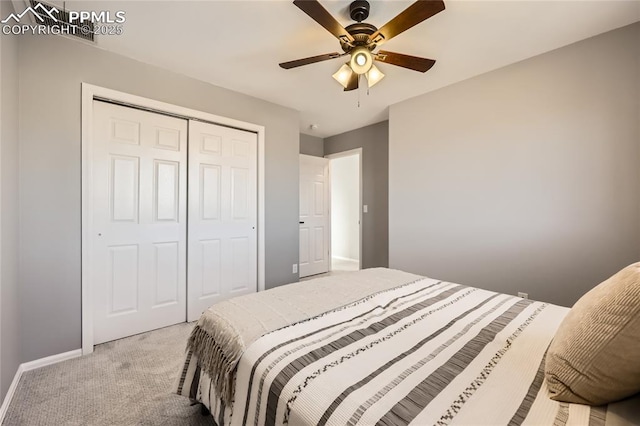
[363,205,368,213]
[293,264,298,274]
[518,292,528,299]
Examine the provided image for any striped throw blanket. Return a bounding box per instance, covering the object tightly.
[182,268,422,405]
[178,272,636,425]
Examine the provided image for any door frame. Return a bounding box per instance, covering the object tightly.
[325,148,363,271]
[81,83,266,355]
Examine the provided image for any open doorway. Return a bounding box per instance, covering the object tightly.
[327,149,362,272]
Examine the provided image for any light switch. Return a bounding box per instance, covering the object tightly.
[363,205,368,213]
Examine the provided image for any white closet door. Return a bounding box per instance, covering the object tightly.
[188,121,258,321]
[299,155,330,278]
[92,101,187,344]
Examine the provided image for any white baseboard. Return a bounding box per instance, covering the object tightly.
[332,256,359,263]
[0,364,23,424]
[0,349,81,423]
[20,349,81,372]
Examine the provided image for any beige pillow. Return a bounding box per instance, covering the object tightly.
[545,262,640,405]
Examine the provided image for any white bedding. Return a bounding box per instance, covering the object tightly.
[176,270,640,425]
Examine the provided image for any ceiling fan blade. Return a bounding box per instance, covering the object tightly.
[293,0,355,44]
[279,52,344,69]
[369,0,445,46]
[344,72,359,91]
[376,51,436,73]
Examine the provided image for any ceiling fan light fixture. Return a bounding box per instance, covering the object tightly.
[281,0,445,92]
[349,47,373,75]
[365,64,385,88]
[332,63,353,88]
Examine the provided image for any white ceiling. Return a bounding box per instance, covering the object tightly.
[71,0,639,137]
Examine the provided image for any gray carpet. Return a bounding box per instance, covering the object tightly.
[3,322,214,426]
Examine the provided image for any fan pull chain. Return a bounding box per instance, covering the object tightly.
[358,75,361,108]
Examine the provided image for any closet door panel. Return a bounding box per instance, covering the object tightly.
[187,121,258,321]
[92,101,187,344]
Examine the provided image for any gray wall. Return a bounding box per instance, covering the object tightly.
[300,133,324,157]
[18,34,300,362]
[1,0,21,399]
[325,121,389,268]
[389,23,640,307]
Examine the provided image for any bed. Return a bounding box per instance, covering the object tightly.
[175,268,640,426]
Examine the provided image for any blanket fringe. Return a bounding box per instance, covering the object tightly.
[187,324,242,404]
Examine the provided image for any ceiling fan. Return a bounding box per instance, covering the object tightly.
[279,0,445,91]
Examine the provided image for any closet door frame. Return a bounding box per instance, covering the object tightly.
[80,83,266,355]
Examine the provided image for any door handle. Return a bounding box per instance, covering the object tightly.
[299,221,305,224]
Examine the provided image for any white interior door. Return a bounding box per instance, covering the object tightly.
[92,101,187,344]
[188,120,258,321]
[299,155,330,278]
